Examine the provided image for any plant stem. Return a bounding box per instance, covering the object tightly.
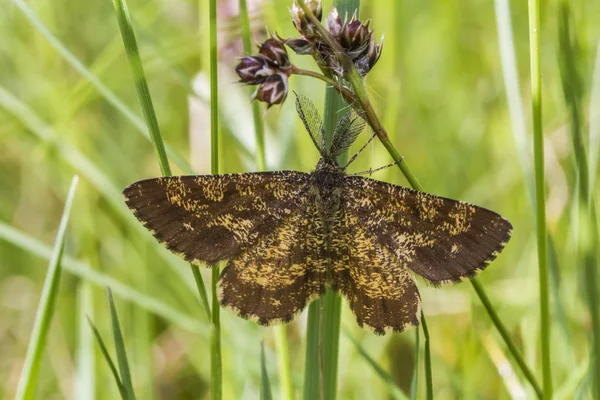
[528,0,552,397]
[15,176,79,400]
[209,0,222,398]
[471,278,543,398]
[420,312,432,400]
[291,66,357,103]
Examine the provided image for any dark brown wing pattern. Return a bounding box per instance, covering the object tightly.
[123,172,310,266]
[330,203,421,334]
[343,176,512,285]
[218,200,327,325]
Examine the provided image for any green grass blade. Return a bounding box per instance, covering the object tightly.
[558,4,600,397]
[111,0,171,176]
[528,0,552,397]
[420,312,432,400]
[106,288,137,400]
[303,3,360,398]
[209,0,223,398]
[10,0,192,174]
[111,0,211,322]
[87,316,128,399]
[238,2,291,397]
[471,278,543,397]
[343,328,409,400]
[274,326,293,400]
[0,85,197,295]
[320,85,347,400]
[302,300,321,400]
[15,176,79,400]
[0,222,207,335]
[260,343,274,400]
[76,283,96,400]
[410,326,420,400]
[590,41,600,189]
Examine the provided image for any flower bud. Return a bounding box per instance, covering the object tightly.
[326,7,343,39]
[235,56,272,84]
[253,73,289,107]
[291,0,322,37]
[283,37,314,55]
[258,38,291,71]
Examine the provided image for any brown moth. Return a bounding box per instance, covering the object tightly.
[124,95,512,334]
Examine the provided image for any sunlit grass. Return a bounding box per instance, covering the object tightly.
[1,0,598,398]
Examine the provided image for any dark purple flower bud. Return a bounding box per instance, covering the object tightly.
[341,16,370,54]
[291,0,322,37]
[283,37,314,55]
[235,56,273,84]
[253,73,289,107]
[258,38,291,70]
[326,7,343,39]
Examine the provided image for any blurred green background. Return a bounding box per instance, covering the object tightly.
[1,0,599,398]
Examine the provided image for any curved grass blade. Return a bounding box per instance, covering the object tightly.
[528,0,552,396]
[76,283,96,400]
[260,343,273,400]
[111,0,211,323]
[208,0,223,398]
[87,316,128,399]
[15,176,79,400]
[0,222,206,335]
[10,0,192,174]
[342,328,409,400]
[410,326,420,400]
[107,288,137,400]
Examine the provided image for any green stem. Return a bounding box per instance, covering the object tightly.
[471,278,543,398]
[209,0,222,398]
[15,176,79,400]
[239,0,266,171]
[239,1,292,396]
[274,327,294,400]
[291,66,357,104]
[112,0,212,339]
[295,0,542,396]
[420,312,432,400]
[528,0,552,397]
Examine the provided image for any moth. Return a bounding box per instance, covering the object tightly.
[124,95,512,334]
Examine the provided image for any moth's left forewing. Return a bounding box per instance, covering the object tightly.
[343,176,513,285]
[123,171,310,266]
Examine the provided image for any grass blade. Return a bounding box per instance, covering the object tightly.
[342,328,409,400]
[558,3,600,397]
[76,283,96,400]
[87,316,128,399]
[15,175,79,400]
[420,312,432,400]
[528,0,552,396]
[111,0,211,327]
[302,300,321,400]
[260,343,273,400]
[209,0,223,398]
[410,326,420,400]
[111,0,170,176]
[0,222,207,335]
[320,85,347,400]
[10,0,192,174]
[106,288,137,399]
